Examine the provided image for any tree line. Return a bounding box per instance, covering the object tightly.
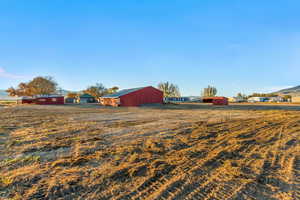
[13,76,291,100]
[67,84,119,99]
[8,76,290,100]
[6,76,222,98]
[158,82,218,97]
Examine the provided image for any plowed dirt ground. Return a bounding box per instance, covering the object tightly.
[0,104,299,200]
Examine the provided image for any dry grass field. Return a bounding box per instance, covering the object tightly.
[0,103,299,200]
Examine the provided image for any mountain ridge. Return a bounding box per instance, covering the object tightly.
[274,85,300,96]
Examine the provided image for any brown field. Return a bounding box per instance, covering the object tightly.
[0,103,299,200]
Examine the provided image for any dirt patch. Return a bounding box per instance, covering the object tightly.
[0,104,299,200]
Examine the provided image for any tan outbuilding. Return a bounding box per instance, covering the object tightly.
[292,96,300,103]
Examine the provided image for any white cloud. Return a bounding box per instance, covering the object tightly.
[0,67,27,79]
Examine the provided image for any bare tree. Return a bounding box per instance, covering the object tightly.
[158,82,181,97]
[202,85,217,97]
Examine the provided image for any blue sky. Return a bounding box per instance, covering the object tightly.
[0,0,299,96]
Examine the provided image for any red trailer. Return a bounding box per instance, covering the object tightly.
[20,95,65,105]
[100,86,163,107]
[20,97,35,104]
[202,97,229,105]
[35,96,65,105]
[212,98,228,105]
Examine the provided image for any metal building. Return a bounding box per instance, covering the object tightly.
[100,86,163,107]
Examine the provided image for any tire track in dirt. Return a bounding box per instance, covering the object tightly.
[2,106,300,200]
[118,122,253,200]
[180,146,262,200]
[152,126,272,199]
[231,152,280,200]
[292,156,300,200]
[179,119,289,200]
[114,120,253,200]
[24,112,300,199]
[122,118,286,200]
[156,117,290,200]
[117,160,193,200]
[86,115,294,200]
[230,132,296,200]
[231,119,297,200]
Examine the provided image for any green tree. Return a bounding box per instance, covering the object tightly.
[158,82,181,97]
[202,85,217,97]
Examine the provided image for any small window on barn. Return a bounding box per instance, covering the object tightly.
[52,98,57,102]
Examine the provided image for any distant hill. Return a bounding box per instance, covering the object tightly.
[56,89,73,96]
[0,90,9,98]
[0,90,20,100]
[275,85,300,96]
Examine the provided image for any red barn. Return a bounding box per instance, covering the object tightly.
[100,86,163,107]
